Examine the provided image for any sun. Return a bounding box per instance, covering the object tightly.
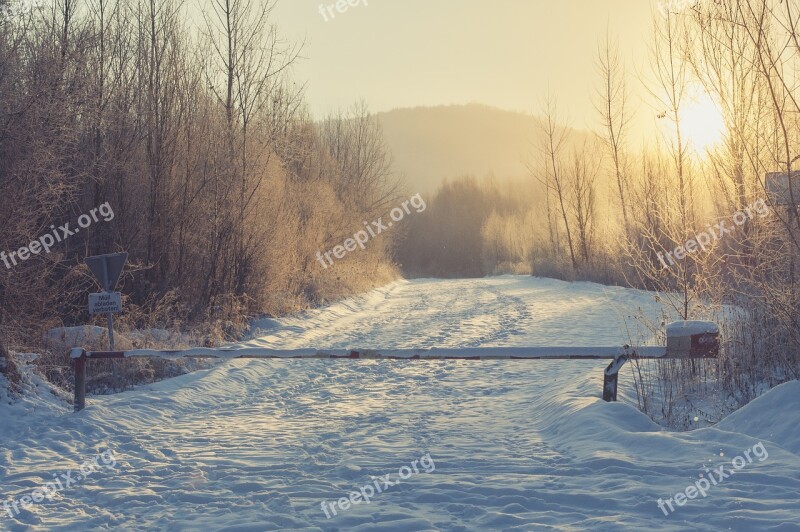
[678,87,727,153]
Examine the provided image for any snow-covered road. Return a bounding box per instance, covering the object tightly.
[241,276,664,350]
[1,276,799,531]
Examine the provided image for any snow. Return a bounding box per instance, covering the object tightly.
[242,276,668,349]
[2,275,799,530]
[44,326,111,351]
[665,321,719,336]
[716,380,800,454]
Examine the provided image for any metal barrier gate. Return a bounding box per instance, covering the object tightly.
[70,321,720,412]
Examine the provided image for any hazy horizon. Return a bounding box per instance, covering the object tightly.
[270,0,659,137]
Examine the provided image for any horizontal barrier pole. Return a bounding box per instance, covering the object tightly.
[71,344,718,412]
[72,345,684,360]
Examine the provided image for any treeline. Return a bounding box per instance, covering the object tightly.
[401,0,800,421]
[398,177,536,278]
[0,0,401,356]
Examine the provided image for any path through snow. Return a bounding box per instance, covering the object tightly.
[1,276,798,531]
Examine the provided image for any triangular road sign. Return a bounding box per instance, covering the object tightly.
[85,252,128,292]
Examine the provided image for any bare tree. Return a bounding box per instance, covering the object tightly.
[539,96,577,269]
[202,0,303,299]
[319,101,401,216]
[595,29,632,237]
[570,141,600,264]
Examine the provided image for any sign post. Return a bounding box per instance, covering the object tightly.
[85,252,127,350]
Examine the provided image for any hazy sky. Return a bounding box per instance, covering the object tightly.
[271,0,658,133]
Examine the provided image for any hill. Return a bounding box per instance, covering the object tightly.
[377,103,591,192]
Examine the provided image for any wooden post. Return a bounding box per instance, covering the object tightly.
[74,350,86,412]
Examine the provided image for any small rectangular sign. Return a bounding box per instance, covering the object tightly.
[88,292,122,314]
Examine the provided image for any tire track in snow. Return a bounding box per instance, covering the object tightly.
[243,278,539,350]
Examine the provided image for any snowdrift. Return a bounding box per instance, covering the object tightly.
[1,276,798,530]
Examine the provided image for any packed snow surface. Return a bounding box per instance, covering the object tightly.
[1,276,798,531]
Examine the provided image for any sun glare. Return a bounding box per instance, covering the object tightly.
[678,88,727,154]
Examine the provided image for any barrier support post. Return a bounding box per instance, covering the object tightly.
[603,351,630,402]
[74,350,86,412]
